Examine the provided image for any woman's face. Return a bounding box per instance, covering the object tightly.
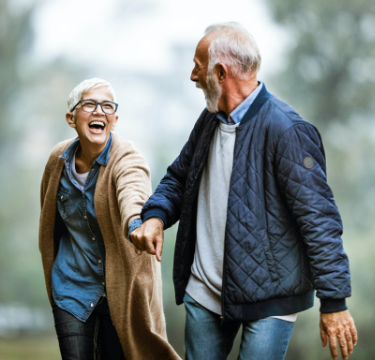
[66,86,118,147]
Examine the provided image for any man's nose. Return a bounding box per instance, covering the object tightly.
[190,69,198,82]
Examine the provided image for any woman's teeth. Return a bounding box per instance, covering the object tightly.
[89,121,105,131]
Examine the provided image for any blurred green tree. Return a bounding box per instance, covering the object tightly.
[263,0,375,358]
[265,0,375,129]
[0,0,86,305]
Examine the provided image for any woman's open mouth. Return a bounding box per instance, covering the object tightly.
[88,121,106,134]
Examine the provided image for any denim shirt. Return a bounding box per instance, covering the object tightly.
[51,134,112,322]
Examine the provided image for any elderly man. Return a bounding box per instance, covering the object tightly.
[130,23,357,360]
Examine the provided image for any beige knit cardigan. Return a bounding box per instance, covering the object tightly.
[39,133,181,360]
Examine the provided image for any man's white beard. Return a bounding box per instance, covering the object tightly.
[196,72,221,113]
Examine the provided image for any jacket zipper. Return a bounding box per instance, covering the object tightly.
[218,178,229,327]
[221,258,226,326]
[221,126,241,325]
[221,216,228,326]
[221,197,229,322]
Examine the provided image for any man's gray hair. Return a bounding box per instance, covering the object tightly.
[67,78,117,113]
[205,22,261,79]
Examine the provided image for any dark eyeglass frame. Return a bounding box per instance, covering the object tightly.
[70,99,119,115]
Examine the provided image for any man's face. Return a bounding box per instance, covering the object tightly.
[191,37,210,90]
[68,86,118,146]
[191,36,222,113]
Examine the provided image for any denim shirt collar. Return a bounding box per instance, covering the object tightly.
[59,132,113,166]
[216,82,263,125]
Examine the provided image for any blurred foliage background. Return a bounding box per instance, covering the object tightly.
[0,0,374,359]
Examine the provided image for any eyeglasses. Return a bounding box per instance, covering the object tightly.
[70,99,118,115]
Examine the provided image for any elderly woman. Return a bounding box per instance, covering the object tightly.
[39,78,180,360]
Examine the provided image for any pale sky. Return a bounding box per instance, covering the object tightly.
[26,0,289,168]
[32,0,287,76]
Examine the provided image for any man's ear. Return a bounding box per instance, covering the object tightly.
[65,112,76,128]
[216,63,227,83]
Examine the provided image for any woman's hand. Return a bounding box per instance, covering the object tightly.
[130,218,164,262]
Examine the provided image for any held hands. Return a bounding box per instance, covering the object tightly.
[320,310,358,360]
[130,218,164,262]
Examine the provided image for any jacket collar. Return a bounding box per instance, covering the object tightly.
[239,83,272,126]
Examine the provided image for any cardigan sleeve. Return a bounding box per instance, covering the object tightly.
[40,168,47,209]
[40,152,55,209]
[114,146,152,240]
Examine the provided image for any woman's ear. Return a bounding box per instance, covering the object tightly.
[112,115,119,131]
[65,112,76,128]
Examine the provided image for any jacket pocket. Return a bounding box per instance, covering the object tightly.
[261,236,278,282]
[56,191,71,220]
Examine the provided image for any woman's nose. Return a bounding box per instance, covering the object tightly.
[94,104,105,115]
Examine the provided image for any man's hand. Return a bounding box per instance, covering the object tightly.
[130,218,164,262]
[320,310,358,360]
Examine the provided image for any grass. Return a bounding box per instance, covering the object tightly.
[0,334,60,360]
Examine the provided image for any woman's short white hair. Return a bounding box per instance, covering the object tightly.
[205,22,261,79]
[67,78,117,113]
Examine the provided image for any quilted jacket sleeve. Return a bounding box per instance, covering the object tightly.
[141,109,208,229]
[275,123,351,313]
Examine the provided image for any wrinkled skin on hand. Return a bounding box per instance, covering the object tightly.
[320,310,358,360]
[130,218,164,262]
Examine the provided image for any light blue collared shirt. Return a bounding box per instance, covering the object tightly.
[216,82,263,125]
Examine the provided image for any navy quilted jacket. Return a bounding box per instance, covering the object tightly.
[142,84,351,322]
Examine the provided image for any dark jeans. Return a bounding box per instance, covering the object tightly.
[52,297,126,360]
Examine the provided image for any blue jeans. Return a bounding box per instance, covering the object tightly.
[52,297,125,360]
[184,293,294,360]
